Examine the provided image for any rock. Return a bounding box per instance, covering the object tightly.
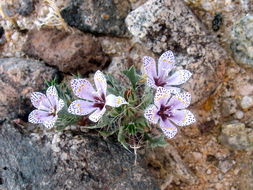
[145,144,198,186]
[23,29,110,74]
[231,15,253,68]
[220,121,253,150]
[240,96,253,110]
[218,160,234,173]
[61,0,131,36]
[0,121,159,190]
[221,98,237,117]
[234,110,244,120]
[125,0,228,104]
[0,57,57,120]
[18,0,34,16]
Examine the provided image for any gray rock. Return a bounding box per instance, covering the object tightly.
[125,0,229,104]
[0,58,57,120]
[18,0,34,16]
[220,121,253,150]
[0,121,159,190]
[218,160,234,173]
[61,0,131,36]
[240,96,253,110]
[221,98,237,117]
[231,14,253,68]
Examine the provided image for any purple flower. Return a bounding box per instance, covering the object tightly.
[68,70,128,122]
[143,50,192,93]
[144,87,195,138]
[28,86,64,128]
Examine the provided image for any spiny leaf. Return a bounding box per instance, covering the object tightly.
[122,66,140,89]
[146,134,168,148]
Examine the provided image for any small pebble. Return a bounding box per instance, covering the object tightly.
[206,169,212,174]
[240,96,253,110]
[234,110,244,119]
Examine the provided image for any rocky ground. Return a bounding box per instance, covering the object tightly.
[0,0,253,190]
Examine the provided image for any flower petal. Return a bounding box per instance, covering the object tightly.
[68,100,96,116]
[106,94,128,107]
[169,92,191,110]
[31,92,47,109]
[158,50,175,77]
[88,107,106,122]
[143,56,157,78]
[166,70,192,86]
[56,99,65,113]
[46,86,58,107]
[146,77,157,89]
[159,119,178,138]
[170,110,196,126]
[28,109,51,124]
[163,86,181,94]
[43,116,58,129]
[38,98,53,112]
[144,104,159,124]
[94,70,107,96]
[154,87,171,108]
[71,79,96,101]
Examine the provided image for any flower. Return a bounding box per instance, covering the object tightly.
[68,70,128,122]
[144,87,196,138]
[143,50,192,93]
[28,86,64,128]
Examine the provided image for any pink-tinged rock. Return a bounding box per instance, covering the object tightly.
[0,58,57,119]
[23,29,110,75]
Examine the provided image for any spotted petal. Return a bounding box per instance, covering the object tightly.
[38,98,53,112]
[158,50,175,77]
[164,86,181,94]
[28,109,52,124]
[94,70,107,96]
[169,92,191,110]
[170,110,196,126]
[31,92,47,109]
[88,107,106,122]
[146,77,157,89]
[56,99,65,112]
[143,56,157,78]
[43,116,58,129]
[46,86,58,107]
[71,79,96,101]
[106,94,128,107]
[166,70,192,86]
[159,119,178,138]
[144,104,159,124]
[154,87,171,108]
[68,100,96,116]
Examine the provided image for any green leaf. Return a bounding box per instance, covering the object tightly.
[55,110,81,131]
[87,114,113,129]
[122,66,140,89]
[105,73,122,96]
[118,126,129,150]
[146,134,168,148]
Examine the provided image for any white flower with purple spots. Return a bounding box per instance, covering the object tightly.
[143,50,192,93]
[144,87,196,138]
[28,86,65,128]
[68,70,128,122]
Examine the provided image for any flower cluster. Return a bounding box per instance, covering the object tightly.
[143,51,195,138]
[28,50,195,148]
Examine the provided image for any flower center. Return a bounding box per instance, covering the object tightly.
[157,104,173,121]
[93,93,106,110]
[49,105,57,117]
[154,77,167,87]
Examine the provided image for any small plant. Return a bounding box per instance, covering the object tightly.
[28,50,196,149]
